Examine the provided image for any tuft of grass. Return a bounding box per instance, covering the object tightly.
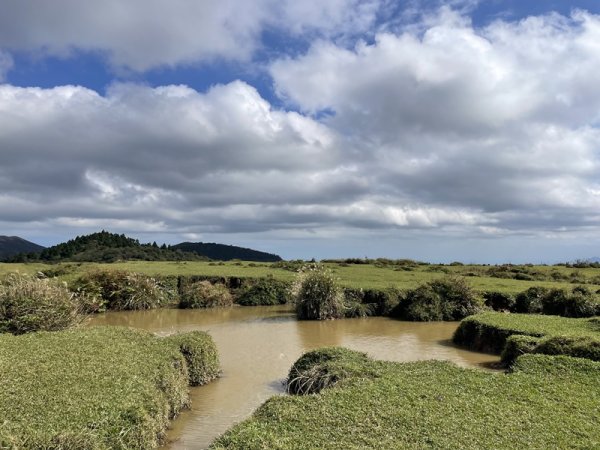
[286,347,374,395]
[75,270,170,311]
[179,280,233,308]
[211,349,600,449]
[291,264,344,320]
[0,326,219,449]
[0,272,84,334]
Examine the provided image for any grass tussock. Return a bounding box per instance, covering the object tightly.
[179,280,233,308]
[211,349,600,449]
[0,326,219,449]
[292,264,344,320]
[286,347,374,395]
[0,272,84,334]
[75,270,170,311]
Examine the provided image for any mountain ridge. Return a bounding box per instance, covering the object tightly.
[0,236,45,259]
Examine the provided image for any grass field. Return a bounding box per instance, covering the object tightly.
[2,260,599,293]
[211,350,600,449]
[0,327,219,449]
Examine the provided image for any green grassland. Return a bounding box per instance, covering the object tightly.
[211,349,600,449]
[0,327,219,449]
[2,260,599,293]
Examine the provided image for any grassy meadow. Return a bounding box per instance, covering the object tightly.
[0,327,219,449]
[212,350,600,449]
[2,260,599,293]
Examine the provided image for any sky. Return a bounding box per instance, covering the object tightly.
[1,0,600,263]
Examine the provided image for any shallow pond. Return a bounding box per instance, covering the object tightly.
[89,306,497,449]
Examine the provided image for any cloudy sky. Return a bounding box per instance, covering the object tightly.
[1,0,600,263]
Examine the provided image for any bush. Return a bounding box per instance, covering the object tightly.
[164,331,220,386]
[292,264,344,320]
[483,291,515,311]
[536,286,599,318]
[76,270,169,310]
[514,287,547,313]
[179,281,233,308]
[0,273,84,334]
[237,278,291,306]
[391,277,482,321]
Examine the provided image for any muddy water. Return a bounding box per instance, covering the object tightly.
[89,306,497,449]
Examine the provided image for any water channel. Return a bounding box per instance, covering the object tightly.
[89,306,498,449]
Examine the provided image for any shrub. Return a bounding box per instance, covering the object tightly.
[539,286,599,318]
[0,273,83,334]
[514,287,547,313]
[179,281,233,308]
[483,291,515,311]
[391,277,482,321]
[364,288,401,316]
[236,278,291,306]
[291,264,344,320]
[76,270,169,310]
[164,331,220,386]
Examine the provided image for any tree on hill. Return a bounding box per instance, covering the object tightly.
[6,231,205,263]
[172,242,282,262]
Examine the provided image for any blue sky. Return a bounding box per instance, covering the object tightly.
[1,0,600,262]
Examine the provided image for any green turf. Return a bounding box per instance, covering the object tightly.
[211,350,600,450]
[0,326,219,449]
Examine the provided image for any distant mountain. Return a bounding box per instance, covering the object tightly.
[6,231,204,263]
[0,236,45,260]
[172,242,282,262]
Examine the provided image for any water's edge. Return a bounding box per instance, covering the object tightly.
[89,306,498,449]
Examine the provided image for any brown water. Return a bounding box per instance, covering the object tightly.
[89,306,498,449]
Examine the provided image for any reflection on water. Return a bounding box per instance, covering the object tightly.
[89,306,498,449]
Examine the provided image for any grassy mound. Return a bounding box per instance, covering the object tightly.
[0,327,219,449]
[211,349,600,449]
[164,331,220,386]
[453,312,600,364]
[286,347,375,394]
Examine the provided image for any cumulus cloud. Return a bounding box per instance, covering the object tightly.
[1,7,600,258]
[0,0,381,71]
[270,9,600,233]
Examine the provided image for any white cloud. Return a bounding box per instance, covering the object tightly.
[270,9,600,232]
[0,0,382,72]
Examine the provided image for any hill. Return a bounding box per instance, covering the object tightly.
[172,242,282,262]
[5,231,204,263]
[0,236,44,260]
